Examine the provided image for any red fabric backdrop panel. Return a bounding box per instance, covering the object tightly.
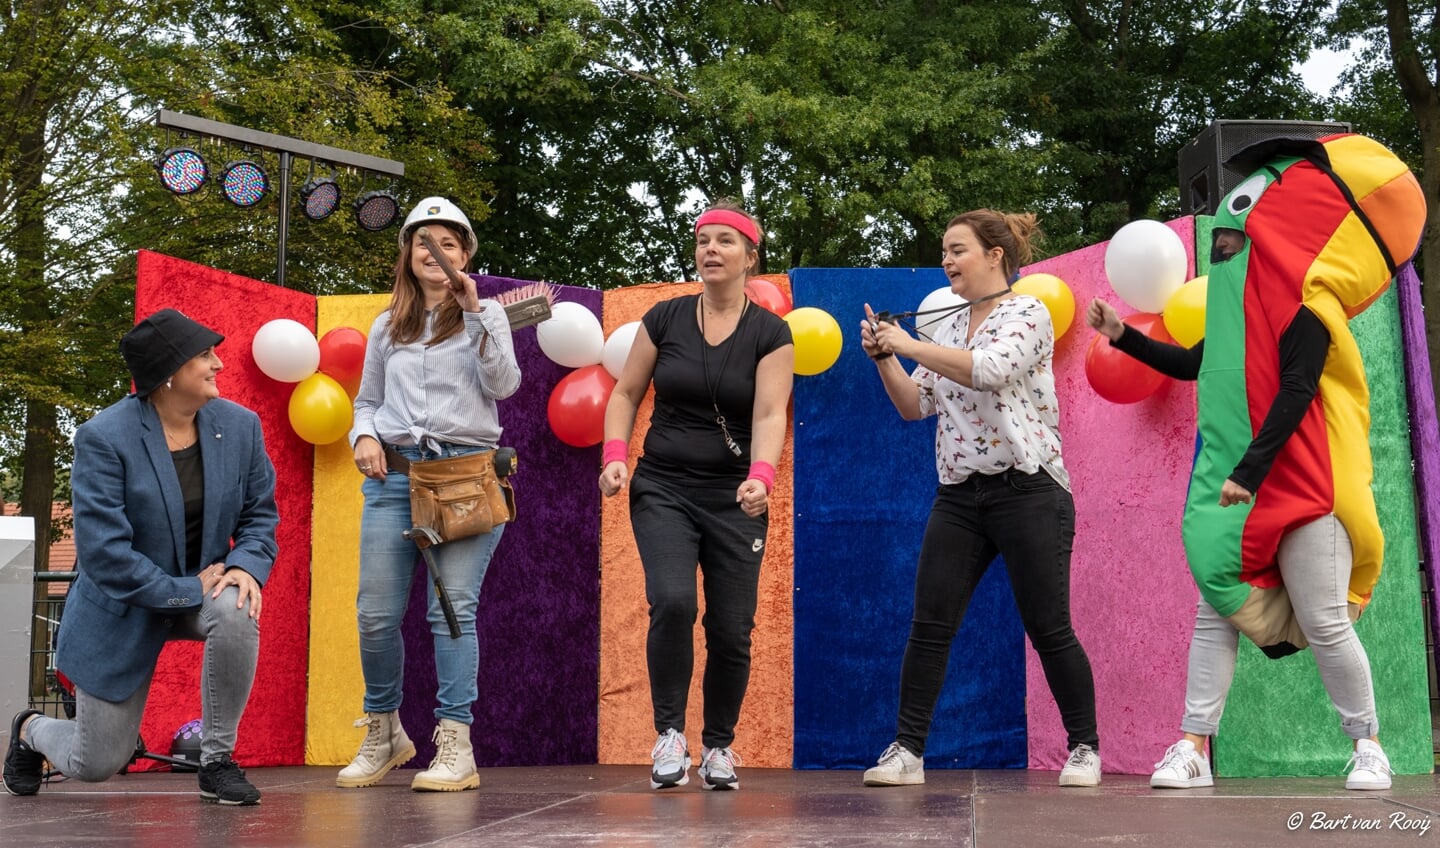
[133,250,314,766]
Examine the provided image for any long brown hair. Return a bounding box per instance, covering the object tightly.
[386,222,471,346]
[946,209,1042,279]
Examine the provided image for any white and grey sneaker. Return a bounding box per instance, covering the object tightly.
[698,746,741,790]
[649,728,690,789]
[1150,740,1213,789]
[862,742,924,786]
[1058,743,1101,787]
[1344,739,1392,791]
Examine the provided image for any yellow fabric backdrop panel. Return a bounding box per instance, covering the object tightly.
[598,278,795,768]
[305,294,390,765]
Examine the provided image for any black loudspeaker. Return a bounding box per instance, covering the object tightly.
[1178,119,1352,216]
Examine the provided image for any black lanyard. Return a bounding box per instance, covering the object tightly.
[699,294,747,457]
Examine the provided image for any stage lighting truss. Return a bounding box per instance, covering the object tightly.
[299,172,341,221]
[156,147,208,195]
[219,158,270,207]
[354,188,400,231]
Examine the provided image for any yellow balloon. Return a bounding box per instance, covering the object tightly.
[1163,275,1208,348]
[288,373,353,444]
[1012,273,1075,339]
[783,306,843,376]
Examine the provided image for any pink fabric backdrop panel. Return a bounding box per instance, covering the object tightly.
[1023,219,1200,775]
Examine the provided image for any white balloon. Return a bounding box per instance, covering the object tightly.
[1104,219,1189,314]
[536,301,604,368]
[251,318,320,382]
[601,321,641,380]
[915,287,965,337]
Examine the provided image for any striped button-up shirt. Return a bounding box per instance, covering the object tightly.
[350,302,520,452]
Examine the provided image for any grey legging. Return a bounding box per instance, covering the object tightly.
[1180,514,1379,740]
[26,585,259,779]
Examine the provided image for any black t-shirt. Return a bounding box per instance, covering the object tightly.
[170,443,205,571]
[638,294,792,486]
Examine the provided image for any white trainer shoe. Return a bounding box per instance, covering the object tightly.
[1345,739,1392,791]
[698,746,741,791]
[1058,743,1101,787]
[650,728,690,789]
[1150,740,1214,789]
[863,742,924,786]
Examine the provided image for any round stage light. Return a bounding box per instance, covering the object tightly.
[300,177,341,221]
[156,147,208,195]
[219,159,269,207]
[354,190,400,231]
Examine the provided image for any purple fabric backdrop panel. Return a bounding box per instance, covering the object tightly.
[1397,263,1440,649]
[401,278,601,766]
[1025,218,1201,775]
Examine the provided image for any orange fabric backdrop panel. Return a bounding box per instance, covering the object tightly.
[597,278,795,768]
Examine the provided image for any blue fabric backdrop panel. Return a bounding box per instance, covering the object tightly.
[790,267,1027,770]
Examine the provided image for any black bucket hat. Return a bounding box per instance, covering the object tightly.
[119,309,224,396]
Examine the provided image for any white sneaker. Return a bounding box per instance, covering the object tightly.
[411,719,479,792]
[1150,740,1213,789]
[1058,743,1101,787]
[650,729,690,789]
[336,712,416,788]
[698,746,741,791]
[1345,739,1392,790]
[863,742,924,786]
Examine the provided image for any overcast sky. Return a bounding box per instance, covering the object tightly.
[1297,41,1357,97]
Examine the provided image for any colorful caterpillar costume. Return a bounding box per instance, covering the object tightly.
[1183,133,1425,656]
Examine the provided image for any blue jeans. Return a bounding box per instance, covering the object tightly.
[357,444,504,725]
[894,469,1098,756]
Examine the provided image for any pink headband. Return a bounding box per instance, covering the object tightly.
[695,209,761,245]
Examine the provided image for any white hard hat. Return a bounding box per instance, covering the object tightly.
[399,196,477,253]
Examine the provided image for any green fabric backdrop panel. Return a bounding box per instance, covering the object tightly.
[1215,282,1432,777]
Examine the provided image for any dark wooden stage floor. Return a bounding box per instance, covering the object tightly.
[2,764,1437,847]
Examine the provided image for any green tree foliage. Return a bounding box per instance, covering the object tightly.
[12,0,1437,578]
[1016,0,1326,247]
[1326,0,1440,407]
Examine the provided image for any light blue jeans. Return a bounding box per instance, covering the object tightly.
[357,444,503,725]
[1180,514,1379,740]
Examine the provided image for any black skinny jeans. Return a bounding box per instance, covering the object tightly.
[629,472,768,750]
[895,468,1099,756]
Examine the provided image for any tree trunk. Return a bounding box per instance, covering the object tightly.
[1383,0,1440,411]
[12,93,55,699]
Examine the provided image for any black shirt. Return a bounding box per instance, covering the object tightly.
[638,294,792,486]
[170,443,205,571]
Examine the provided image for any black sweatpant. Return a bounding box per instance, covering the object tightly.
[629,472,768,750]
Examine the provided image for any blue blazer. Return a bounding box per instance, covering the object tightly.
[58,395,279,702]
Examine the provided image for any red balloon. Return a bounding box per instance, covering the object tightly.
[745,278,792,316]
[1084,313,1172,404]
[317,327,367,397]
[547,365,617,447]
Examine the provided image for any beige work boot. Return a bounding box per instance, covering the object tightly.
[410,719,479,792]
[336,712,416,788]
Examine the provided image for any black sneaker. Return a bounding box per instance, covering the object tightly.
[198,756,261,806]
[3,710,45,796]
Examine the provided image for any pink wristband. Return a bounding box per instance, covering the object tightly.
[602,439,628,467]
[746,461,776,493]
